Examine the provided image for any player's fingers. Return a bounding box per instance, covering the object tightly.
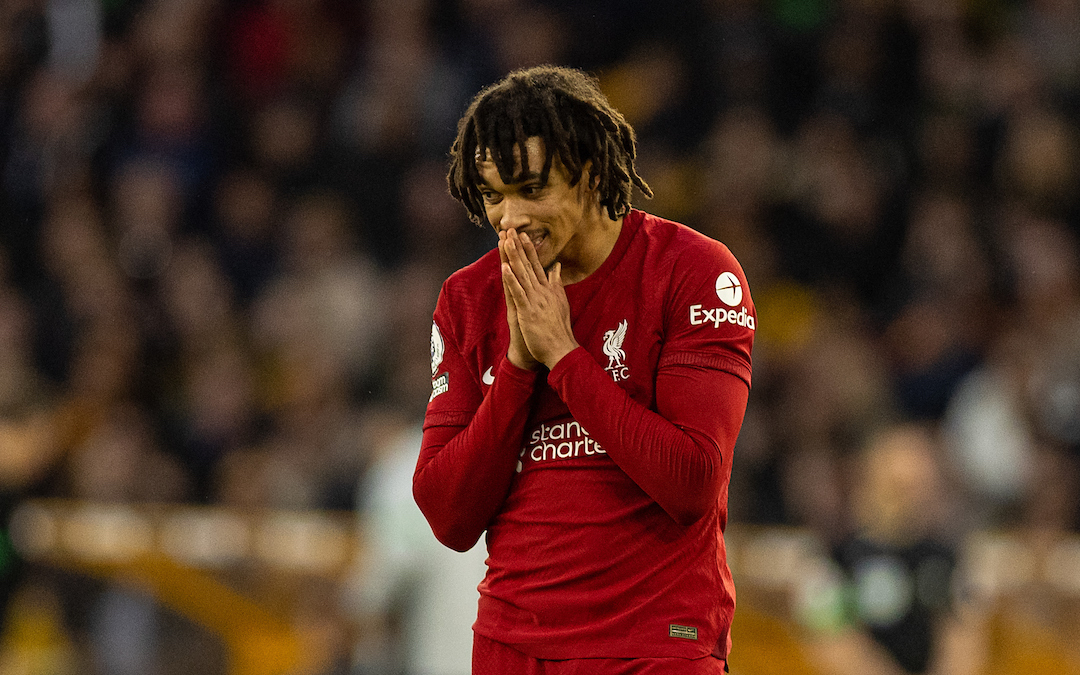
[498,231,509,264]
[501,262,527,306]
[505,233,537,293]
[549,261,562,287]
[501,264,517,315]
[518,231,547,285]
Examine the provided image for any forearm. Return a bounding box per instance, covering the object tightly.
[413,358,538,551]
[547,347,748,526]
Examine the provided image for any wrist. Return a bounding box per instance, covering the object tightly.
[507,348,541,372]
[500,355,543,382]
[543,342,580,370]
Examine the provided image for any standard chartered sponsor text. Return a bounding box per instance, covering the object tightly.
[524,420,606,463]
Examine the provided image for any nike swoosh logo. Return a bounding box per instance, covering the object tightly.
[482,367,495,385]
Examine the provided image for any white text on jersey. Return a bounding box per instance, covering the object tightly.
[689,304,756,330]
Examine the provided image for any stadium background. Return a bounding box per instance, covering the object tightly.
[1,0,1079,673]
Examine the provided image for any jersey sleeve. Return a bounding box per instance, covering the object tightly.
[414,285,539,551]
[546,236,755,526]
[659,240,755,387]
[423,296,482,428]
[548,350,748,525]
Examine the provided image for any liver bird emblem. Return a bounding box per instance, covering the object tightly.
[603,320,628,370]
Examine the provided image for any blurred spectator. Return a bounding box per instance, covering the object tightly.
[1,65,96,285]
[0,269,63,630]
[208,167,281,307]
[344,413,486,675]
[943,210,1080,527]
[770,110,907,311]
[64,400,190,503]
[776,296,900,542]
[250,188,387,404]
[221,0,353,106]
[882,189,990,420]
[109,157,183,280]
[995,101,1080,219]
[156,236,256,495]
[797,423,986,675]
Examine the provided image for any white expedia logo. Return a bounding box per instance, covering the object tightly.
[602,320,629,382]
[689,272,755,330]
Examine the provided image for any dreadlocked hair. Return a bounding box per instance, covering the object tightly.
[447,64,653,225]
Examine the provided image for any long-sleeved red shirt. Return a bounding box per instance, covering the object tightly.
[415,210,754,660]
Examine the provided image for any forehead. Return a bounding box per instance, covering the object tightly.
[476,137,548,184]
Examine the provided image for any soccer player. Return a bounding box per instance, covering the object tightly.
[414,65,755,674]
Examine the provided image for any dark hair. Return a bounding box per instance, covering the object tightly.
[447,64,652,225]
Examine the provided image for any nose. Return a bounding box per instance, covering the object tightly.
[494,197,530,232]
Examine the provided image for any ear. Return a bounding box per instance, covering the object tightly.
[580,160,598,190]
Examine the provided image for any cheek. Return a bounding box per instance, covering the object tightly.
[555,204,583,232]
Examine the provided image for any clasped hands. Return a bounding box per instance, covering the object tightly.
[499,230,579,371]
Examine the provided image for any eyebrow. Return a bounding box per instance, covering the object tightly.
[478,171,544,188]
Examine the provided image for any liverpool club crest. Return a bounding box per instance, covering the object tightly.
[602,320,629,381]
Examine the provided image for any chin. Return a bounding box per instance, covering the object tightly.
[541,252,560,273]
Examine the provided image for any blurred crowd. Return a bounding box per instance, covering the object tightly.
[2,0,1080,673]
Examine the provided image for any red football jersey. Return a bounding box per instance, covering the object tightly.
[416,210,755,660]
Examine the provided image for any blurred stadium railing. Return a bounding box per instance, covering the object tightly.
[9,499,356,675]
[8,501,1080,675]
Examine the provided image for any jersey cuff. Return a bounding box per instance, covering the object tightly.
[424,357,539,430]
[423,411,475,429]
[547,346,593,386]
[499,355,542,384]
